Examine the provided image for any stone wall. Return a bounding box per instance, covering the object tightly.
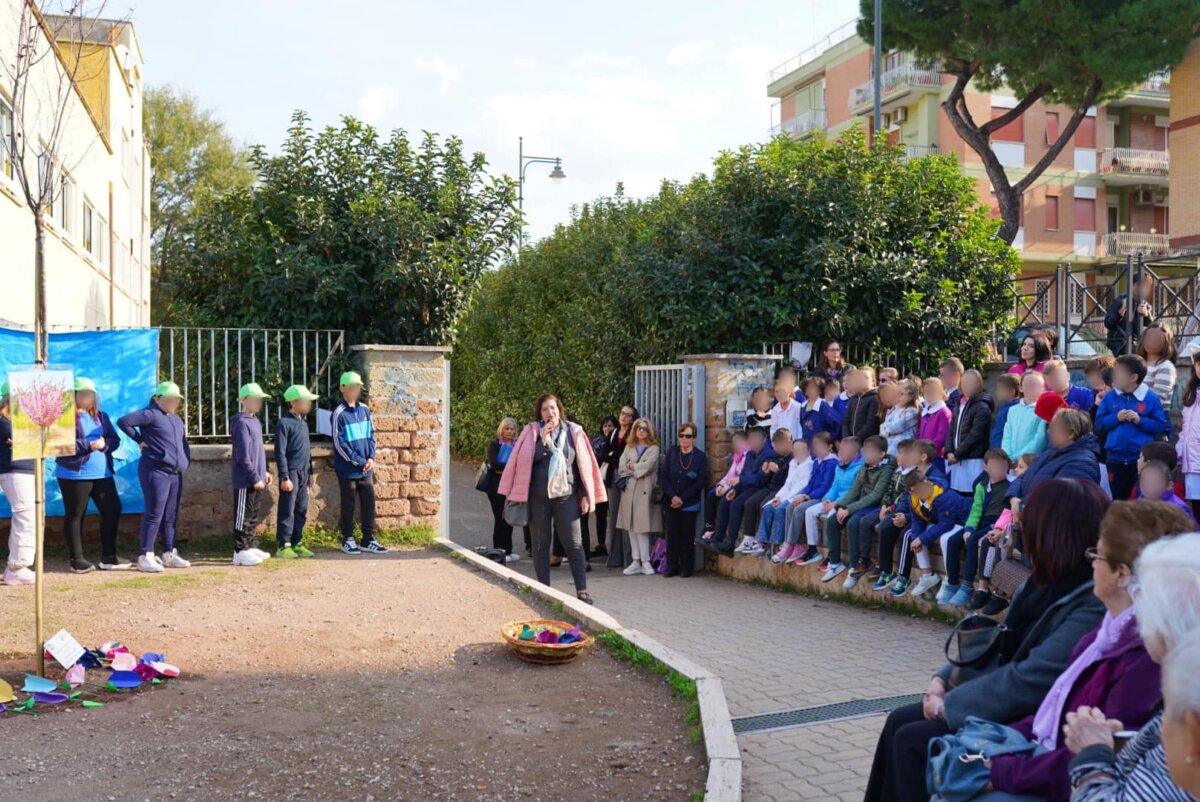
[352,344,450,534]
[682,354,778,485]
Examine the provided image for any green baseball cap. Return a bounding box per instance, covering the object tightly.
[339,371,364,387]
[155,381,183,399]
[283,384,319,402]
[74,377,97,393]
[238,382,270,400]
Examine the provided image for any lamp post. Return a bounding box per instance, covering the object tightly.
[517,135,566,254]
[873,0,883,143]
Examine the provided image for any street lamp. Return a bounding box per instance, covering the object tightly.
[517,135,566,253]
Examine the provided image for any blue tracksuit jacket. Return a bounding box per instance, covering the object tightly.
[332,401,376,479]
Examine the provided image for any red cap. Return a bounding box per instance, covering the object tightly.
[1034,391,1068,422]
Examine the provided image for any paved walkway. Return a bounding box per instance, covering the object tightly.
[448,461,949,801]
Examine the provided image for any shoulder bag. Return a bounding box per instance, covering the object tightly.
[474,461,491,493]
[503,500,529,528]
[944,614,1012,689]
[926,716,1039,802]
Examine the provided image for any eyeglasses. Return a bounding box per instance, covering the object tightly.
[1084,547,1120,566]
[619,410,634,417]
[636,425,649,431]
[678,432,696,439]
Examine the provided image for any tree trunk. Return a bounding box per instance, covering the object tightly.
[32,215,47,676]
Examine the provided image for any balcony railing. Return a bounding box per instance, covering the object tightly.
[770,109,827,138]
[901,144,940,161]
[768,19,861,83]
[1138,69,1171,97]
[1098,147,1169,176]
[849,61,942,110]
[1099,232,1175,257]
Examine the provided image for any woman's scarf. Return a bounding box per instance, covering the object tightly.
[1030,605,1139,749]
[544,425,571,499]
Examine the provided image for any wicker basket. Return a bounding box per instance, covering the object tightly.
[501,619,594,665]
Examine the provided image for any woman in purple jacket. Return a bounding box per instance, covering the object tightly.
[968,499,1193,802]
[54,378,125,573]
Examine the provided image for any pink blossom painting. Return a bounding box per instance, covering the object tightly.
[6,367,75,460]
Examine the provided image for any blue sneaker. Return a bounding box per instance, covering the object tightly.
[946,586,973,607]
[889,577,911,597]
[871,572,896,592]
[936,583,960,605]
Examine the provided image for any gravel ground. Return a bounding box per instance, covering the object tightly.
[0,549,705,801]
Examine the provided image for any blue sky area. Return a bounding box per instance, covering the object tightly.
[130,0,862,241]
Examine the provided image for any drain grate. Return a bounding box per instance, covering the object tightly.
[731,694,924,734]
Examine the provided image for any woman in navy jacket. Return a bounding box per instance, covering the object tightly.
[54,378,124,573]
[658,421,708,577]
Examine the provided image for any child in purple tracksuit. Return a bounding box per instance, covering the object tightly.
[918,377,952,457]
[230,383,273,566]
[117,381,191,574]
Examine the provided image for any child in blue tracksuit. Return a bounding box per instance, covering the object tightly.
[778,432,838,559]
[332,370,385,554]
[890,469,972,599]
[276,384,319,559]
[712,428,775,554]
[794,436,863,566]
[989,374,1020,448]
[117,381,191,573]
[939,448,1011,608]
[230,382,272,567]
[1095,354,1171,502]
[799,376,841,444]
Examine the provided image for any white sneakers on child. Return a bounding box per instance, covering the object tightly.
[137,554,164,573]
[3,566,35,585]
[161,549,191,569]
[233,550,265,567]
[247,548,271,561]
[912,573,942,597]
[736,536,758,553]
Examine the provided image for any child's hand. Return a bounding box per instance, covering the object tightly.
[986,527,1003,543]
[1127,412,1140,425]
[879,508,888,521]
[892,513,907,528]
[961,529,971,542]
[946,453,958,465]
[792,495,808,506]
[729,477,739,487]
[253,480,265,491]
[910,540,924,553]
[770,498,781,508]
[364,458,375,473]
[265,473,273,486]
[835,508,849,524]
[715,484,727,496]
[822,500,835,512]
[725,490,737,501]
[281,479,295,493]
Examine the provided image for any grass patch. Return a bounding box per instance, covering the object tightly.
[551,600,564,614]
[516,584,532,594]
[597,630,701,740]
[178,523,436,558]
[725,571,961,625]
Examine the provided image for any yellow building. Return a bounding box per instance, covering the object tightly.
[0,1,151,328]
[1170,40,1200,249]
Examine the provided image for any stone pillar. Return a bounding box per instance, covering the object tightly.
[1170,40,1200,249]
[351,345,451,536]
[681,354,778,485]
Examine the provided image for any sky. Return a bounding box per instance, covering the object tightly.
[128,0,863,242]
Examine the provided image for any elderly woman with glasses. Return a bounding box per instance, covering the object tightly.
[1064,531,1200,802]
[657,422,708,578]
[614,418,663,576]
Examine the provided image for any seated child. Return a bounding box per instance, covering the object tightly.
[737,428,794,553]
[754,438,813,553]
[1002,372,1048,459]
[776,433,837,562]
[967,452,1036,614]
[821,435,896,585]
[701,432,748,539]
[1136,460,1195,521]
[800,376,840,444]
[864,438,920,590]
[888,469,972,599]
[794,437,863,566]
[990,373,1020,448]
[918,377,952,457]
[712,428,776,554]
[1136,440,1185,500]
[938,448,1011,607]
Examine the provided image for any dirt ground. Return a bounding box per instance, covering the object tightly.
[0,549,706,801]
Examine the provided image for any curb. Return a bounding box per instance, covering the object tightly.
[434,537,742,802]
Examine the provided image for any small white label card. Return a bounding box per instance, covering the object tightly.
[44,629,87,669]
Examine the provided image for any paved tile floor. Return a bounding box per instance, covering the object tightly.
[448,461,949,800]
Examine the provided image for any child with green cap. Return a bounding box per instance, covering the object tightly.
[332,371,385,554]
[118,381,192,573]
[1,381,36,586]
[230,382,273,567]
[275,384,318,558]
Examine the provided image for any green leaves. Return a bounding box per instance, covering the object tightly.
[166,112,520,347]
[452,133,1019,456]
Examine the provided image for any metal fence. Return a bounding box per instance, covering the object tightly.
[633,364,705,450]
[762,341,936,380]
[158,327,346,440]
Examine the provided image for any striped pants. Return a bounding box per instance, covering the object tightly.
[232,486,265,552]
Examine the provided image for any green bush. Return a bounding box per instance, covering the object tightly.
[452,131,1018,457]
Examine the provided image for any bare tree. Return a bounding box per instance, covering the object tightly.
[1,0,115,675]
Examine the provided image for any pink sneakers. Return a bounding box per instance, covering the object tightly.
[3,566,34,586]
[772,544,795,563]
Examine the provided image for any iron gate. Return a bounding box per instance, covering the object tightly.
[634,364,705,449]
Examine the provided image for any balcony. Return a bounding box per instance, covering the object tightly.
[770,108,827,139]
[1099,232,1177,257]
[849,59,942,112]
[767,19,861,91]
[1108,69,1171,109]
[900,144,940,161]
[1097,147,1169,186]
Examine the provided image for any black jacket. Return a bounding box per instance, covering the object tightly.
[657,446,708,508]
[274,412,313,477]
[841,390,880,441]
[1104,293,1152,354]
[946,392,995,461]
[602,428,631,487]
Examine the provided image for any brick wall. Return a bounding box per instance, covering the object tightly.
[1170,40,1200,246]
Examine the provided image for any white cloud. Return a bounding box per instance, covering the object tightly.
[357,85,399,124]
[571,52,641,70]
[667,42,713,67]
[412,57,460,96]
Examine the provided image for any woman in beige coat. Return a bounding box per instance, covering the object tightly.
[615,418,663,575]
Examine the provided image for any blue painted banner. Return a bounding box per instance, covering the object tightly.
[0,327,159,517]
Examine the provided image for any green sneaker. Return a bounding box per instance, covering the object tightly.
[277,546,298,559]
[292,544,315,558]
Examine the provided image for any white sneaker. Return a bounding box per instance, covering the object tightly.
[137,554,164,573]
[248,548,271,560]
[821,562,847,583]
[152,554,165,567]
[842,572,860,590]
[622,562,643,576]
[736,536,757,553]
[744,541,765,555]
[161,549,191,569]
[504,553,521,563]
[642,561,655,575]
[233,550,264,567]
[912,573,942,597]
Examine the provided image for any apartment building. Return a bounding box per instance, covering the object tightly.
[767,20,1173,285]
[0,1,151,329]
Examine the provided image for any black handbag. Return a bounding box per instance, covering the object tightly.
[944,615,1012,689]
[650,485,664,504]
[614,475,629,492]
[474,462,491,493]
